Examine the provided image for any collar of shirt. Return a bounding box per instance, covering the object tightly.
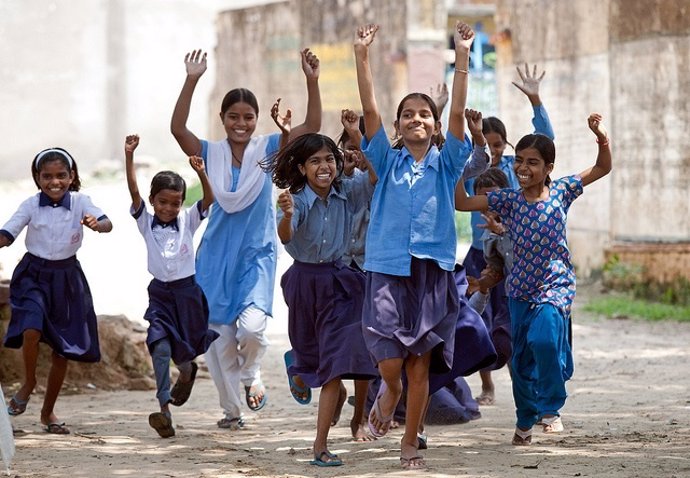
[151,215,179,231]
[303,183,346,209]
[38,191,71,210]
[400,145,441,171]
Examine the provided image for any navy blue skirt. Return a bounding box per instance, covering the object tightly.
[462,246,512,370]
[144,275,219,365]
[281,260,377,388]
[4,253,100,362]
[428,264,497,394]
[362,258,459,375]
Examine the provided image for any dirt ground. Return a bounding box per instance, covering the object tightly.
[1,181,689,478]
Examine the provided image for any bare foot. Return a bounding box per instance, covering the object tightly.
[475,390,495,406]
[350,418,375,442]
[400,438,426,470]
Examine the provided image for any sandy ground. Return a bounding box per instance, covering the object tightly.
[2,180,690,477]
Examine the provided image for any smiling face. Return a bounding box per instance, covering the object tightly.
[150,189,183,224]
[35,159,75,202]
[298,146,338,198]
[514,147,553,189]
[395,96,440,147]
[220,101,258,146]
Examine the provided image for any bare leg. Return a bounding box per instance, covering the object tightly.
[476,370,496,405]
[400,352,431,468]
[351,379,373,441]
[16,329,41,402]
[369,357,404,434]
[40,351,68,429]
[313,378,342,463]
[331,382,347,426]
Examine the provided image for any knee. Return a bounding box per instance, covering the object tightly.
[151,339,172,361]
[236,325,267,347]
[23,329,41,344]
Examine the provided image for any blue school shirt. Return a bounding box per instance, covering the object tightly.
[362,126,472,276]
[466,104,555,249]
[196,135,280,325]
[279,172,374,263]
[486,175,583,314]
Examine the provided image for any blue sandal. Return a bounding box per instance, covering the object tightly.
[7,394,29,416]
[310,450,343,467]
[283,350,311,405]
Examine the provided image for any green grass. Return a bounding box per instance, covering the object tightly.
[184,181,203,206]
[584,295,690,322]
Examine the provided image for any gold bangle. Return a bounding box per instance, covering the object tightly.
[455,67,468,74]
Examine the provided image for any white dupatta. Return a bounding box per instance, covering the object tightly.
[205,135,270,213]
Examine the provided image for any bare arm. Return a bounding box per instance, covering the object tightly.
[354,24,383,141]
[580,113,612,187]
[288,48,321,140]
[455,174,489,211]
[124,134,142,212]
[447,22,475,139]
[276,190,294,242]
[170,50,206,156]
[189,156,214,212]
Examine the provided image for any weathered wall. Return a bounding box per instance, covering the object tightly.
[495,0,690,277]
[214,0,444,140]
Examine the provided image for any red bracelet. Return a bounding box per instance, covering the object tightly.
[596,137,610,146]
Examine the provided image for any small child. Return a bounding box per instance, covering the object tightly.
[456,112,612,445]
[1,147,112,434]
[270,133,378,467]
[124,134,219,438]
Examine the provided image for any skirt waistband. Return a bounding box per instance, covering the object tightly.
[151,275,197,289]
[291,259,343,272]
[26,253,77,268]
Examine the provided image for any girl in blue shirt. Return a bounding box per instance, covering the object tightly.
[1,148,112,434]
[354,21,475,470]
[456,113,612,446]
[270,133,377,467]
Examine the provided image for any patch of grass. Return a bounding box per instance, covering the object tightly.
[184,181,202,206]
[584,295,690,322]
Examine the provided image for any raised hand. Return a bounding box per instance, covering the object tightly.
[341,109,360,132]
[189,155,205,174]
[355,24,379,48]
[271,98,292,136]
[588,113,608,141]
[81,214,99,231]
[300,48,320,80]
[430,83,449,113]
[478,211,506,235]
[454,21,475,51]
[184,49,207,78]
[464,108,484,137]
[512,63,546,99]
[277,189,294,217]
[124,134,139,154]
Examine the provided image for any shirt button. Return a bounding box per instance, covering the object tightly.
[324,217,328,221]
[352,239,356,243]
[322,239,326,243]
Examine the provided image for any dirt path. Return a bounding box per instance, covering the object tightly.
[4,285,690,478]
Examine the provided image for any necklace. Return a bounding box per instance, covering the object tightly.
[232,150,242,166]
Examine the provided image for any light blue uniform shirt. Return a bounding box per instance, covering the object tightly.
[279,171,374,263]
[466,104,555,249]
[362,126,472,276]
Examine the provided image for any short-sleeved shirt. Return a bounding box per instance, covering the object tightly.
[362,126,472,276]
[487,175,583,313]
[131,200,207,282]
[0,191,107,260]
[279,171,374,263]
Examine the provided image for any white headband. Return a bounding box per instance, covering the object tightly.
[34,148,74,169]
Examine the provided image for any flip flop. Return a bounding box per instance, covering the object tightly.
[310,450,343,467]
[283,350,311,405]
[44,422,70,435]
[149,412,175,438]
[7,394,29,416]
[217,416,244,430]
[367,382,394,438]
[170,362,198,407]
[400,455,427,470]
[244,382,267,412]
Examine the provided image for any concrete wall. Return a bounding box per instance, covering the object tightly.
[0,0,228,180]
[494,0,690,277]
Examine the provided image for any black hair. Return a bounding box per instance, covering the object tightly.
[392,92,445,150]
[483,116,513,150]
[515,133,556,186]
[150,171,186,201]
[264,133,343,194]
[31,147,81,191]
[220,88,259,117]
[474,167,510,193]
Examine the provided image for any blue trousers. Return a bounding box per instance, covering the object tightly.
[509,299,573,429]
[151,338,193,407]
